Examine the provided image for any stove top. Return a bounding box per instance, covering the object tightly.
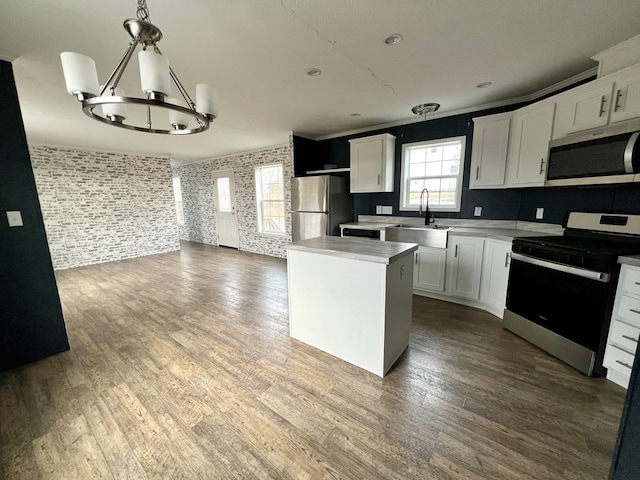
[512,213,640,272]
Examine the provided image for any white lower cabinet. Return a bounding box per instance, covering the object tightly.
[479,239,512,318]
[413,246,447,293]
[447,236,485,301]
[604,264,640,389]
[410,234,512,319]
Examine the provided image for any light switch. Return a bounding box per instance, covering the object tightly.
[474,206,482,217]
[6,211,23,227]
[376,205,382,214]
[536,207,544,220]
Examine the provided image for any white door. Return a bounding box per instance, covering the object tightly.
[212,170,239,248]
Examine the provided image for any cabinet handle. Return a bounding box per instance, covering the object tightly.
[630,309,640,315]
[454,245,459,258]
[476,166,480,180]
[377,174,381,185]
[622,334,639,343]
[415,253,419,265]
[539,158,546,175]
[616,360,633,369]
[599,95,607,117]
[504,251,510,268]
[614,89,624,112]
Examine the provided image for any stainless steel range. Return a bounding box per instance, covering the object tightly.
[503,212,640,376]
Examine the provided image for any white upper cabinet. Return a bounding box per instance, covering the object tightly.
[505,101,556,187]
[469,112,511,189]
[552,82,614,138]
[610,64,640,123]
[349,133,395,193]
[553,63,640,138]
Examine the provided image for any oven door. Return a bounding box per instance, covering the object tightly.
[506,252,612,351]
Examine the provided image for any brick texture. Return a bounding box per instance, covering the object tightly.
[30,145,180,270]
[173,141,293,258]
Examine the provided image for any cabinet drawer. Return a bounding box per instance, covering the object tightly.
[619,266,640,297]
[616,294,640,326]
[604,344,635,373]
[609,320,640,354]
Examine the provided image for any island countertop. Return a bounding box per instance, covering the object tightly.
[286,236,417,265]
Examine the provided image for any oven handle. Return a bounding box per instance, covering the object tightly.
[510,252,611,283]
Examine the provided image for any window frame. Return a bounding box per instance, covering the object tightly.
[172,176,184,225]
[399,136,466,213]
[255,163,286,236]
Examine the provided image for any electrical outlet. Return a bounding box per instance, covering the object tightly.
[6,211,23,227]
[376,205,382,214]
[382,206,393,214]
[536,207,544,220]
[474,206,482,217]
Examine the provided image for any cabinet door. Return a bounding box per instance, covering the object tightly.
[553,82,614,138]
[414,246,447,292]
[506,102,555,187]
[610,69,640,123]
[480,239,512,317]
[349,134,395,193]
[470,113,511,189]
[448,236,485,300]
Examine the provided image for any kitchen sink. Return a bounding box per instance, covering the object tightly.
[384,225,453,248]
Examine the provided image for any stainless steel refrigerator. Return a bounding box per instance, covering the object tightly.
[291,175,353,241]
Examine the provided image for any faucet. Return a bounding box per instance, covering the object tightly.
[419,188,433,225]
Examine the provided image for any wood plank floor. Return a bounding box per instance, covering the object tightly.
[0,240,628,479]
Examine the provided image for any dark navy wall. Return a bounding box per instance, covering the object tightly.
[0,60,69,372]
[293,101,640,225]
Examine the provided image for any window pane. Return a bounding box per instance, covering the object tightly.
[256,164,285,234]
[401,136,465,211]
[217,177,232,212]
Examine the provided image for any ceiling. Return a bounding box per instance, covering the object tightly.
[1,1,640,167]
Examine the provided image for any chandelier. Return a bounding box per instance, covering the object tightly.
[60,0,216,134]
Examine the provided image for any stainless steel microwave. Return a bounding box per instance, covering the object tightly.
[546,119,640,186]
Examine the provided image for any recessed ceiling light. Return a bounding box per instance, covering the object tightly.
[306,68,322,76]
[350,113,362,118]
[476,81,492,88]
[384,34,403,45]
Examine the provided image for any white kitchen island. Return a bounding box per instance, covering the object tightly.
[286,236,418,377]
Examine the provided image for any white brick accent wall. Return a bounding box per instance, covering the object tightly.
[173,141,293,258]
[29,145,180,270]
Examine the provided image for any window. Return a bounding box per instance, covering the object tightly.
[172,176,184,224]
[255,163,285,234]
[399,136,465,212]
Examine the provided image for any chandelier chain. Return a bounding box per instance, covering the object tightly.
[136,0,150,22]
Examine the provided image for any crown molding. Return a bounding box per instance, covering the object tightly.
[309,68,598,141]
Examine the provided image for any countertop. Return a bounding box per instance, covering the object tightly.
[340,221,400,230]
[619,255,640,267]
[440,226,553,242]
[286,236,417,265]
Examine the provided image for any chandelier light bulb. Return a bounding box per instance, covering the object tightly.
[196,84,218,118]
[138,50,171,99]
[60,52,99,98]
[167,97,190,130]
[101,87,128,123]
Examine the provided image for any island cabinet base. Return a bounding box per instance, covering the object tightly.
[287,249,413,377]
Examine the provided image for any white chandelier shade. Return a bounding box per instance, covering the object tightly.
[138,50,170,97]
[101,87,128,122]
[60,52,99,97]
[59,0,216,135]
